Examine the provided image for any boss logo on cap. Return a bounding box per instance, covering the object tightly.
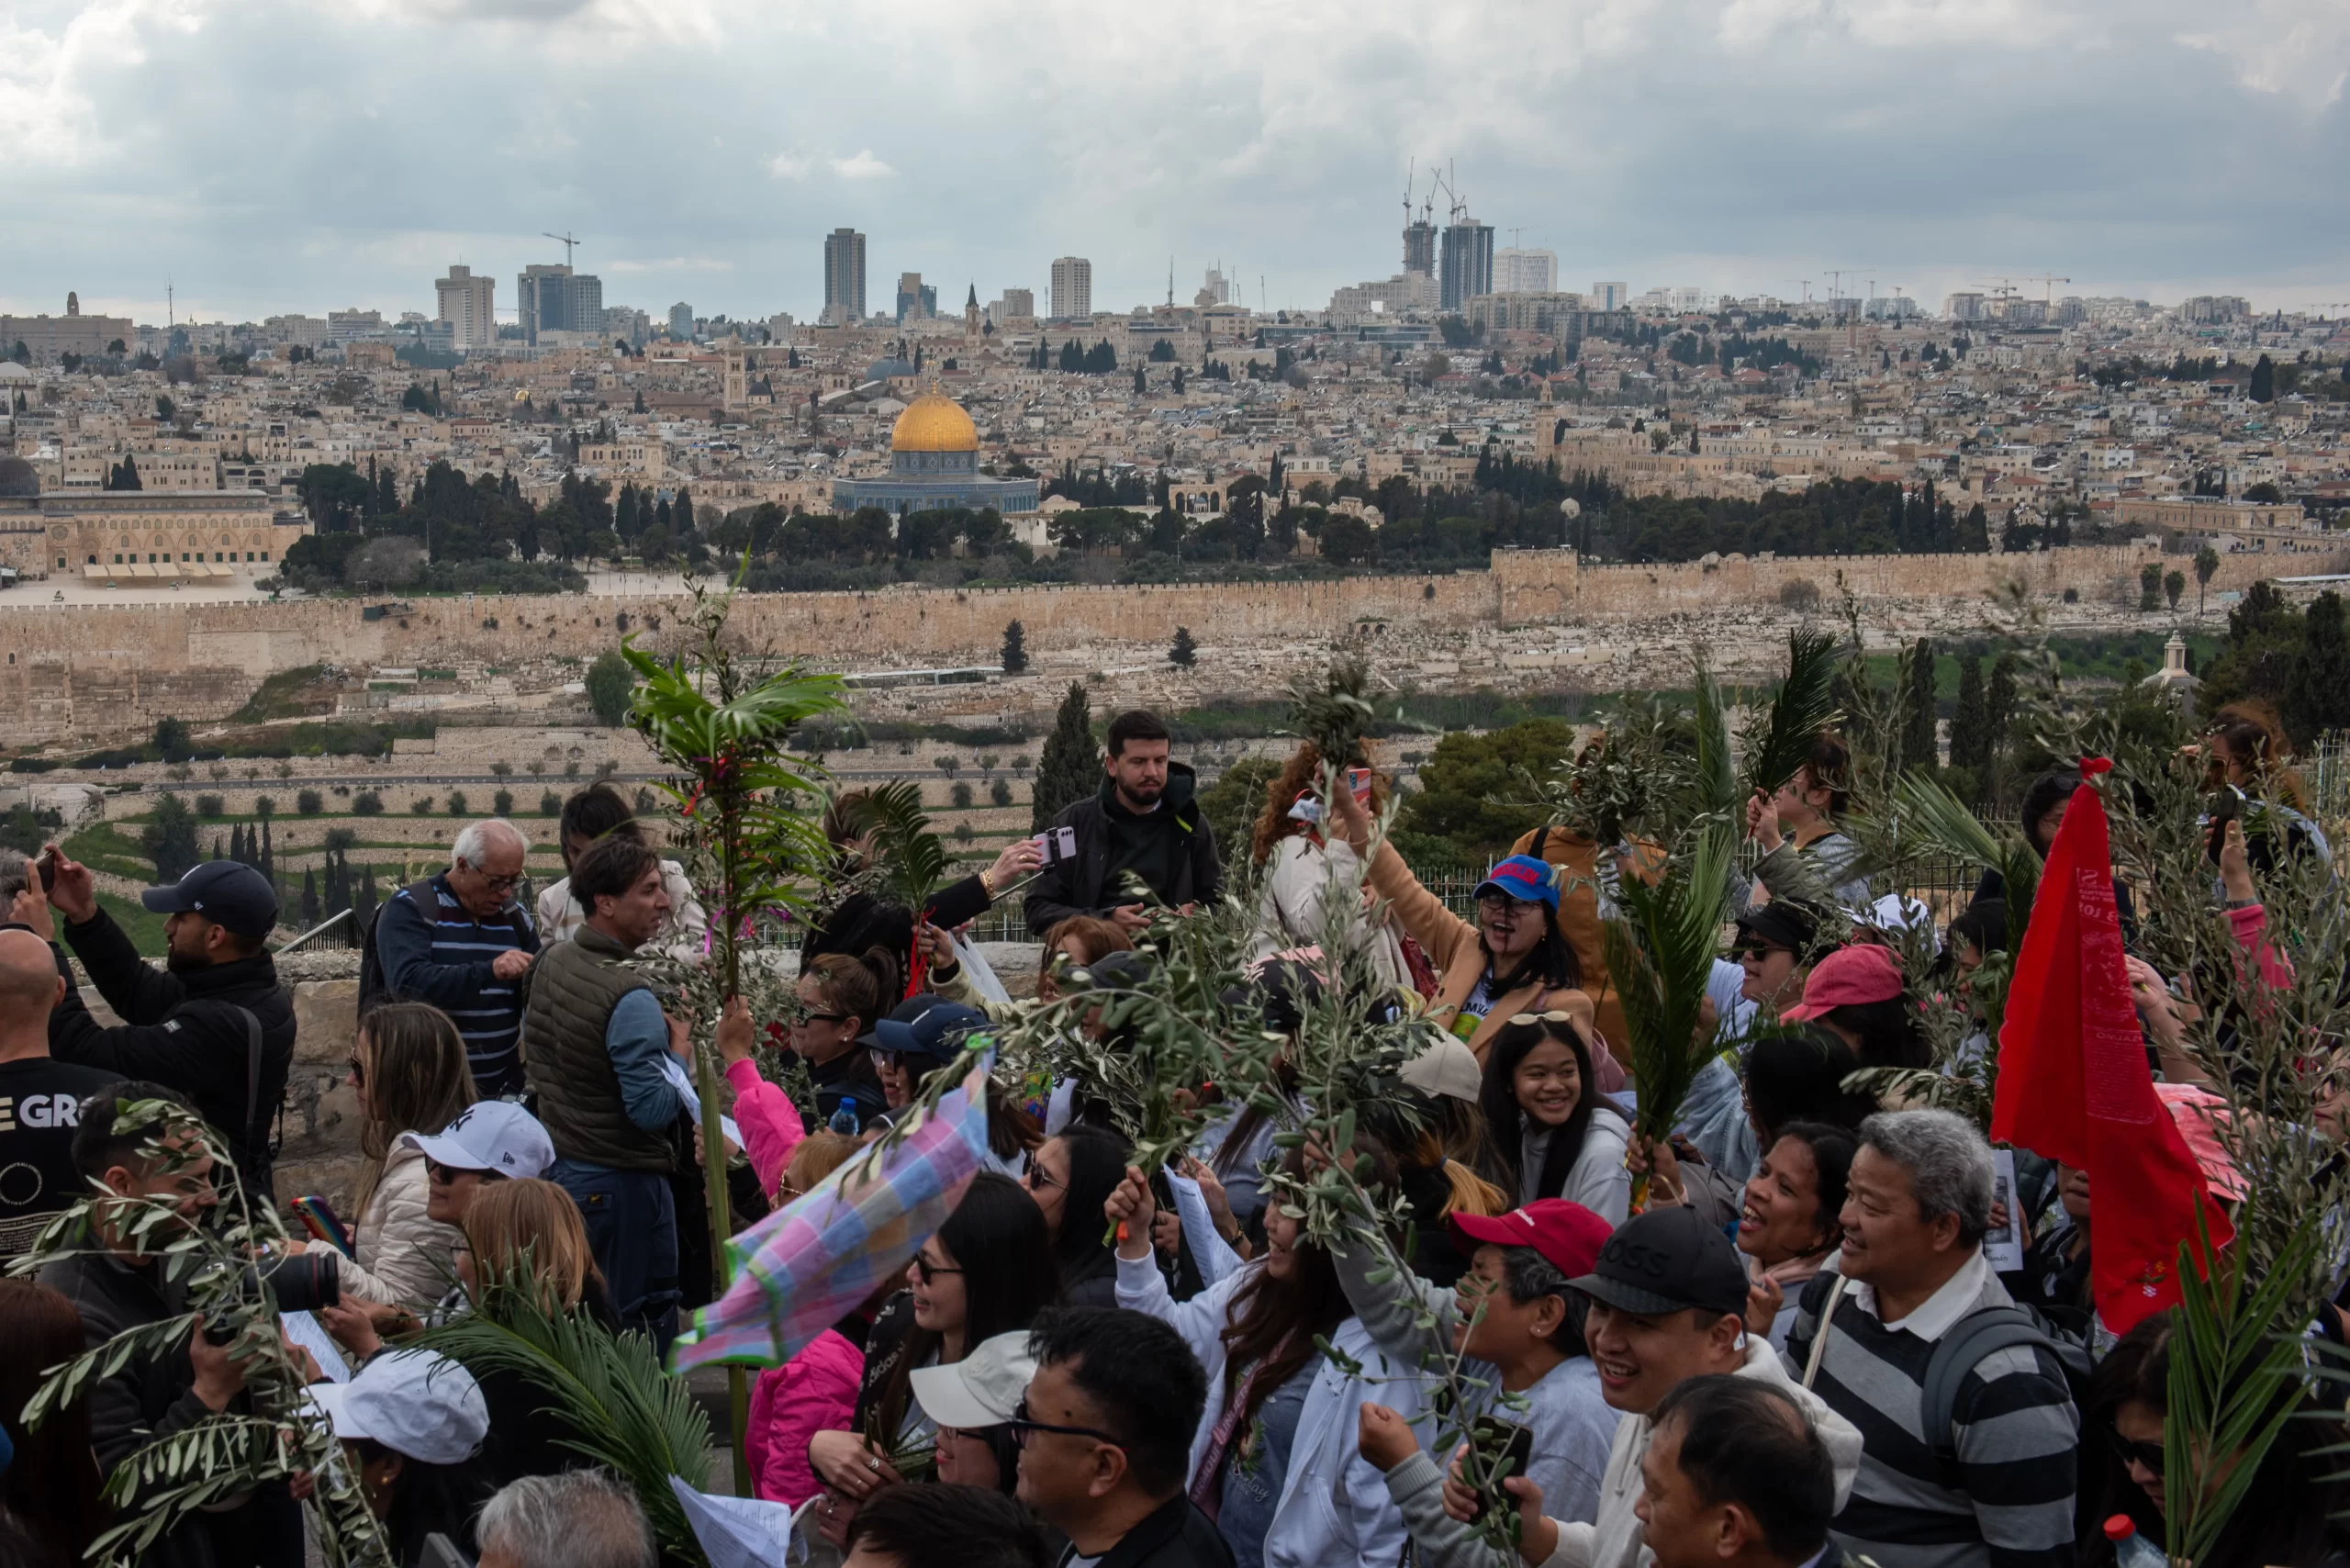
[1600,1236,1673,1278]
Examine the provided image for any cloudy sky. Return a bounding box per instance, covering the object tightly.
[5,0,2347,327]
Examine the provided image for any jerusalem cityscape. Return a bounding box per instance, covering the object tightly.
[6,4,2350,1565]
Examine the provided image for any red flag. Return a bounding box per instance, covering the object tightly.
[1990,757,2231,1334]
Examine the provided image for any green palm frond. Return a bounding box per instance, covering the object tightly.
[1604,820,1737,1152]
[1742,631,1842,798]
[851,778,952,913]
[2168,1204,2326,1566]
[423,1285,711,1561]
[1691,660,1740,823]
[1870,773,2039,946]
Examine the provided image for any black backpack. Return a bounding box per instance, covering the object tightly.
[1803,1276,2093,1472]
[357,878,442,1014]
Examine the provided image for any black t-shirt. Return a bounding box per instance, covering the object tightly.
[0,1057,125,1258]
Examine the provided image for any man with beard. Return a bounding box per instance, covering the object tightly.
[40,850,294,1202]
[1025,710,1222,937]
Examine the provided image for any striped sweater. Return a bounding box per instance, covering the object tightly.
[373,875,538,1096]
[1783,1255,2079,1568]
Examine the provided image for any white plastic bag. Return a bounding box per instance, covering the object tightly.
[951,935,1013,1003]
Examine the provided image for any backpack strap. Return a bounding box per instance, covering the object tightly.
[1800,1273,1850,1391]
[1920,1306,2050,1467]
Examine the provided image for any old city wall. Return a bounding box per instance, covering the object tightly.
[5,544,2343,745]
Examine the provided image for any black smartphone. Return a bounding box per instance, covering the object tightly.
[417,1534,475,1568]
[1466,1417,1536,1521]
[36,848,57,892]
[2206,785,2244,864]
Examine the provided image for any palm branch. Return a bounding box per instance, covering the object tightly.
[1741,631,1842,798]
[1691,660,1740,823]
[848,778,953,914]
[2167,1204,2327,1566]
[1603,820,1737,1207]
[423,1284,712,1562]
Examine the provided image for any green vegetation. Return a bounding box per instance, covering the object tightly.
[97,892,172,957]
[587,650,635,726]
[229,666,338,723]
[1391,718,1578,864]
[1197,755,1281,864]
[1032,682,1097,833]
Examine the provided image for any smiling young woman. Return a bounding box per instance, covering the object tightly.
[1476,1014,1631,1224]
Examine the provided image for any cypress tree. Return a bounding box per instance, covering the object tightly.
[1001,619,1028,675]
[1950,654,1989,775]
[260,819,274,884]
[300,869,320,926]
[1031,682,1097,833]
[1899,638,1939,776]
[355,865,380,930]
[2288,590,2350,743]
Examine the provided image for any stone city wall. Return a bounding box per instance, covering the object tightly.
[2,544,2338,745]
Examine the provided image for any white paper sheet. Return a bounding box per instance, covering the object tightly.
[659,1054,745,1153]
[282,1310,351,1383]
[669,1476,803,1568]
[1984,1148,2028,1272]
[1164,1170,1243,1286]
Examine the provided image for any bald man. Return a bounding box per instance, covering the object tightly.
[0,908,124,1260]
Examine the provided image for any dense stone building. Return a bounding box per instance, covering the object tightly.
[0,488,308,584]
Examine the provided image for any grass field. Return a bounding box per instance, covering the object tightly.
[97,891,172,957]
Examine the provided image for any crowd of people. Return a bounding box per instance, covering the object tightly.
[0,693,2344,1568]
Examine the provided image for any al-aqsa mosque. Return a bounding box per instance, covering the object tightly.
[831,387,1039,519]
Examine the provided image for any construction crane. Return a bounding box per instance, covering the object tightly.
[1972,279,2019,300]
[2028,274,2072,305]
[543,231,583,267]
[1787,280,1813,307]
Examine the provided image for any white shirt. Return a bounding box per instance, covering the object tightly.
[1846,1248,1989,1341]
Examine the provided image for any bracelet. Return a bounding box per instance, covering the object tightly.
[2224,896,2257,911]
[978,868,996,899]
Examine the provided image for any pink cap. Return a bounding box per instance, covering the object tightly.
[2154,1082,2246,1202]
[1779,942,1906,1023]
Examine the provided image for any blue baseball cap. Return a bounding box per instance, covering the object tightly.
[873,998,990,1063]
[1473,854,1560,911]
[140,859,279,939]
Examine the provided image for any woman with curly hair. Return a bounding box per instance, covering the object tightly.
[1246,741,1426,995]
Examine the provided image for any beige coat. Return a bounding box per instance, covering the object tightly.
[333,1140,466,1309]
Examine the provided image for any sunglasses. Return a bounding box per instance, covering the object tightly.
[1735,942,1793,962]
[1505,1009,1583,1028]
[2109,1430,2165,1476]
[1024,1163,1062,1194]
[911,1252,964,1285]
[425,1159,507,1186]
[1007,1395,1123,1450]
[796,1008,853,1026]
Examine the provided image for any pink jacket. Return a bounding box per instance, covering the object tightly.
[745,1328,865,1506]
[725,1058,807,1198]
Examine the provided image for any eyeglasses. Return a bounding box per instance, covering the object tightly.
[1476,892,1541,913]
[911,1252,963,1284]
[1024,1164,1061,1194]
[1007,1395,1124,1450]
[2108,1430,2165,1476]
[1505,1009,1583,1027]
[472,870,523,894]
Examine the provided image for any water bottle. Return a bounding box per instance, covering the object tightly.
[2103,1515,2164,1568]
[828,1103,860,1137]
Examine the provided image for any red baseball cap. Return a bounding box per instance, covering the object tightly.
[1448,1199,1613,1278]
[1779,943,1905,1023]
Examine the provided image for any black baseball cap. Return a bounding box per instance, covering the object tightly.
[873,997,990,1064]
[1733,902,1817,956]
[1570,1205,1751,1318]
[140,860,279,939]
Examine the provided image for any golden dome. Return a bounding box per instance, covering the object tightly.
[891,392,979,454]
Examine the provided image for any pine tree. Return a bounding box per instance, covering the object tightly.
[1031,682,1097,833]
[2288,590,2350,743]
[1898,638,1938,776]
[1169,626,1198,668]
[1001,619,1028,675]
[2250,353,2276,403]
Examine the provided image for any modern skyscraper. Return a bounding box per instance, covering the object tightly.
[1050,256,1091,321]
[822,229,867,326]
[668,302,695,339]
[895,272,936,323]
[1438,218,1494,311]
[434,265,496,352]
[1591,282,1628,311]
[1492,248,1557,295]
[1403,218,1438,279]
[516,264,602,344]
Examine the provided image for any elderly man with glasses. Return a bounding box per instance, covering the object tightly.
[368,818,541,1097]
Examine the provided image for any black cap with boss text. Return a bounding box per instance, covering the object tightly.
[140,860,279,939]
[1569,1204,1751,1318]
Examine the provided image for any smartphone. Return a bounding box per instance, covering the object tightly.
[417,1534,476,1568]
[36,848,57,892]
[1465,1417,1536,1521]
[1346,767,1374,801]
[2205,785,2244,865]
[1035,825,1080,865]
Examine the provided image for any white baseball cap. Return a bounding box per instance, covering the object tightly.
[308,1350,488,1465]
[399,1100,555,1179]
[1399,1036,1483,1103]
[911,1330,1039,1431]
